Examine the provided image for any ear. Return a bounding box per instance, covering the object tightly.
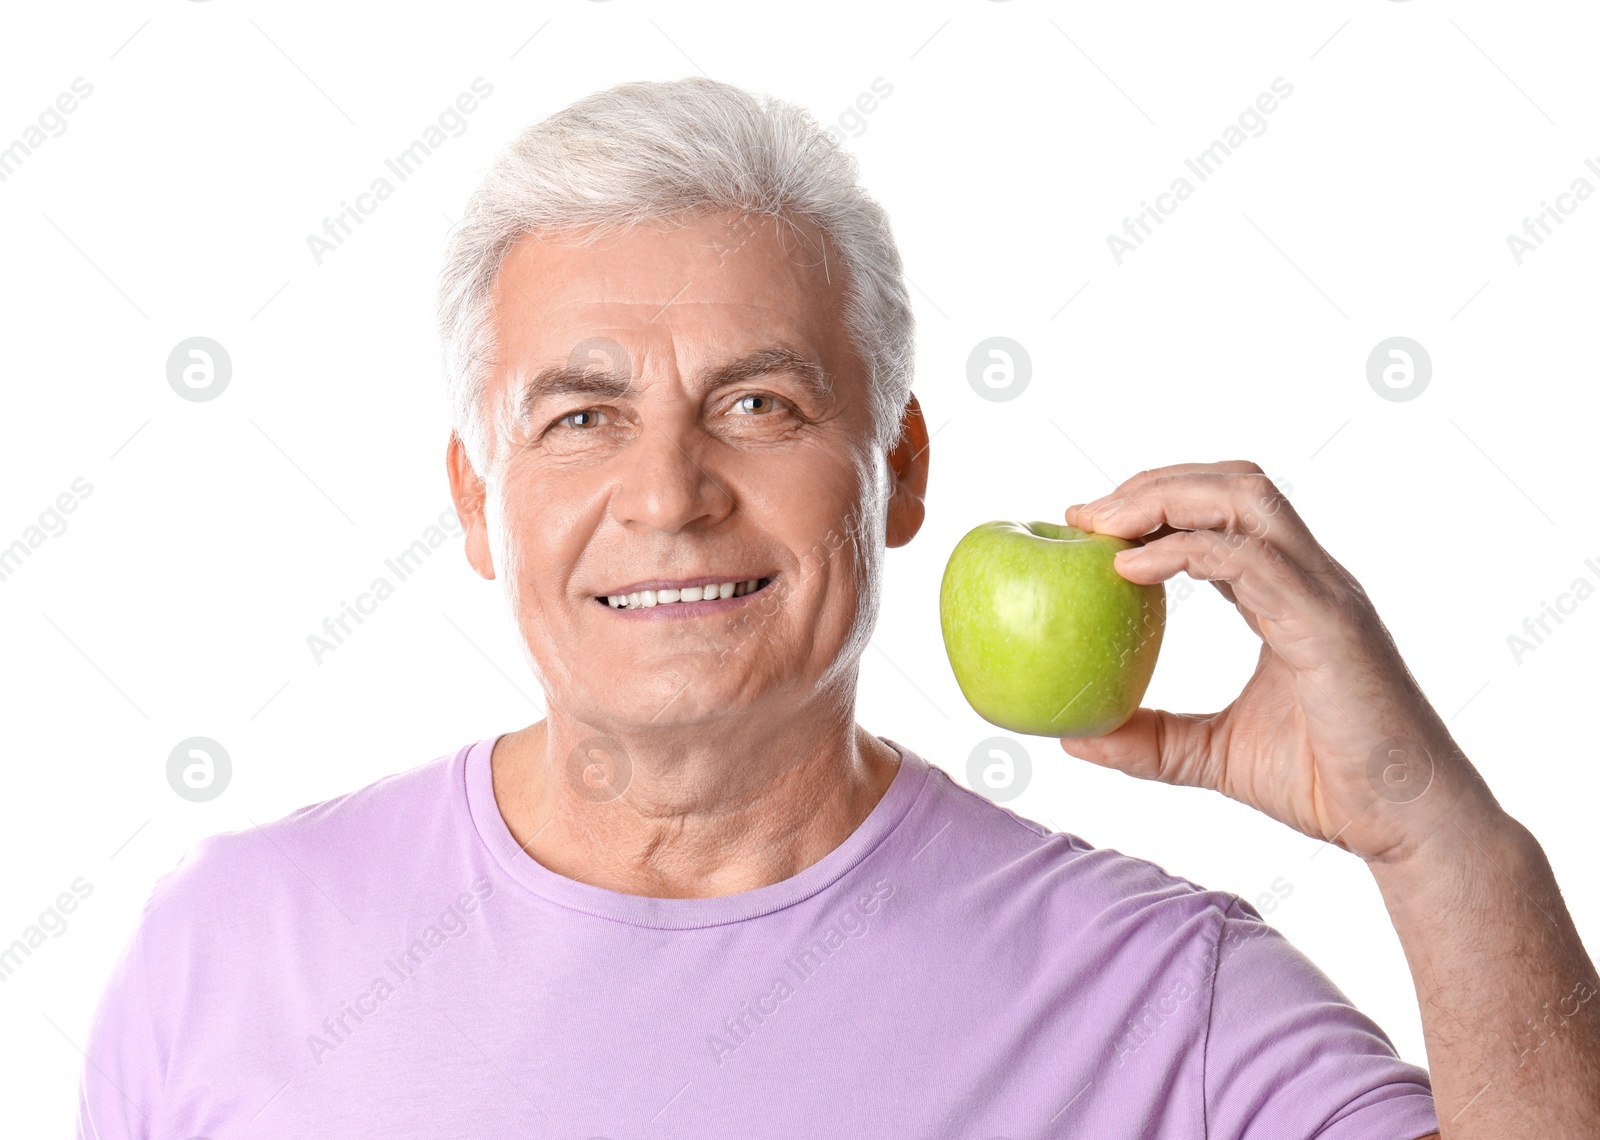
[884,393,930,549]
[446,434,496,580]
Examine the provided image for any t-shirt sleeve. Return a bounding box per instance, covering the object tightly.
[76,915,163,1139]
[1203,895,1440,1139]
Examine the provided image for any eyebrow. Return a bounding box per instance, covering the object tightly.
[517,346,832,424]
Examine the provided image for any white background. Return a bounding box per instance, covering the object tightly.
[2,0,1597,1130]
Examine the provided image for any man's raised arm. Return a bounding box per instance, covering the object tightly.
[1058,462,1600,1134]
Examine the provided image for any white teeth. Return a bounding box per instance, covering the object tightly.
[606,579,764,609]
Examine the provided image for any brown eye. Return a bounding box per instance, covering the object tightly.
[558,409,602,430]
[735,394,776,414]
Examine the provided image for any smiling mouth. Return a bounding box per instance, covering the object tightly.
[597,577,774,611]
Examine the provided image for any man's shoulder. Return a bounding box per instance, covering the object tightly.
[914,755,1246,939]
[139,738,477,934]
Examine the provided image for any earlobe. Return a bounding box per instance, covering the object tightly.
[884,393,930,549]
[446,434,496,580]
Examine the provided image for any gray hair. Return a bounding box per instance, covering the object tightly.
[435,76,915,476]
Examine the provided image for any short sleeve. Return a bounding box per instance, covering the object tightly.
[77,917,162,1139]
[1203,896,1440,1139]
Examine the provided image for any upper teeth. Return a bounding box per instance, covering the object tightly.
[606,579,764,609]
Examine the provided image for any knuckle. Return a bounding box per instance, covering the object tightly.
[1192,528,1249,571]
[1242,472,1277,497]
[1237,475,1285,530]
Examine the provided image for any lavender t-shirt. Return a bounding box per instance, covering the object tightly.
[78,736,1439,1138]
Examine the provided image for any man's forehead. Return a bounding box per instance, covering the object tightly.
[495,211,838,318]
[481,212,861,417]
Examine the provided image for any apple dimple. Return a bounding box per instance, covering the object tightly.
[1016,521,1094,544]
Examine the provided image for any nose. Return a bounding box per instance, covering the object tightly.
[608,416,733,534]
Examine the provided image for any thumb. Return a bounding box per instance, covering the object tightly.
[1058,707,1219,790]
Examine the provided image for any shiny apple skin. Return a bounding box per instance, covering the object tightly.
[939,520,1166,738]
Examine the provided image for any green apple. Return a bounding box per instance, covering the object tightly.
[939,520,1165,738]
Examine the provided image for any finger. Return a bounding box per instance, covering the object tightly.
[1067,461,1265,537]
[1068,460,1266,520]
[1058,706,1221,791]
[1071,469,1286,537]
[1070,471,1326,572]
[1115,529,1331,645]
[1082,459,1268,501]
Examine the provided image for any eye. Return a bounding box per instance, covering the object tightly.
[551,408,605,431]
[732,393,781,415]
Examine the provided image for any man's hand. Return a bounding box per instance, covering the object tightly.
[1061,458,1496,865]
[1063,459,1600,1134]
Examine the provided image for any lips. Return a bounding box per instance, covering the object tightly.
[600,574,771,597]
[597,576,774,610]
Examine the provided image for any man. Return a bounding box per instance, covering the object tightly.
[80,77,1596,1137]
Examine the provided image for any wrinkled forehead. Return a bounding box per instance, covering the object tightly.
[486,210,849,368]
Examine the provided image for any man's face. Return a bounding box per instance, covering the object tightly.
[450,210,921,733]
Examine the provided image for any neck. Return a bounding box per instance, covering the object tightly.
[489,700,901,899]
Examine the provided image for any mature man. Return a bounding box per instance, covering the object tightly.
[80,77,1596,1137]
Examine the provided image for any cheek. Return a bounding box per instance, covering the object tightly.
[505,466,663,637]
[495,473,582,602]
[756,456,857,536]
[755,456,876,595]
